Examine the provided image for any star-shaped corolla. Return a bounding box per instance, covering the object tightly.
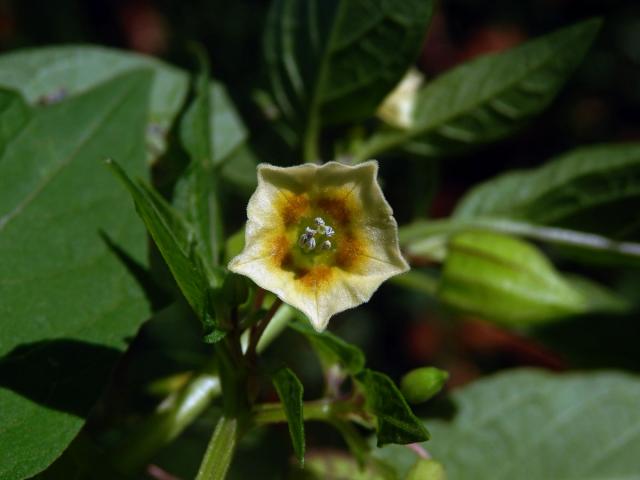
[229,161,409,331]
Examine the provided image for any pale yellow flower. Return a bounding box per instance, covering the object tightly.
[377,68,424,129]
[228,161,409,331]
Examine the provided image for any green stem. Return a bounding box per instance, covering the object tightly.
[113,307,296,473]
[399,217,640,260]
[352,131,406,164]
[111,371,221,474]
[247,298,282,359]
[257,304,295,353]
[303,115,320,164]
[330,419,370,466]
[216,336,249,417]
[195,416,238,480]
[253,398,355,425]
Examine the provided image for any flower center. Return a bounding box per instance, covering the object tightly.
[298,217,335,253]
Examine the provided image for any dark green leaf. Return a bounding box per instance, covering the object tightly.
[356,19,601,160]
[272,367,305,464]
[355,369,429,446]
[437,231,588,325]
[290,321,365,374]
[106,159,225,340]
[378,370,640,480]
[0,88,30,154]
[455,143,640,237]
[0,45,254,188]
[0,71,152,480]
[264,0,434,131]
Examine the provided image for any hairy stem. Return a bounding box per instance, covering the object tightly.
[195,416,238,480]
[111,371,221,474]
[399,217,640,260]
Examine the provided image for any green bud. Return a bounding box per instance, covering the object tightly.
[401,367,448,404]
[437,231,587,325]
[406,459,446,480]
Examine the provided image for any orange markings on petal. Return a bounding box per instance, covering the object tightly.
[315,194,352,227]
[297,265,334,291]
[336,233,366,271]
[280,193,309,227]
[268,234,290,266]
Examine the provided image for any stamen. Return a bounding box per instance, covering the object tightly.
[298,217,336,253]
[298,232,316,251]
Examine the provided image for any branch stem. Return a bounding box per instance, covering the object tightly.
[195,416,238,480]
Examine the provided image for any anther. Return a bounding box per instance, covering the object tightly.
[321,240,332,250]
[314,217,325,227]
[324,225,335,237]
[298,232,316,251]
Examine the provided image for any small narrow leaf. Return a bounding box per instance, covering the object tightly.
[106,159,225,340]
[272,367,305,464]
[290,321,365,374]
[437,231,587,325]
[175,50,223,267]
[355,369,430,446]
[357,19,601,160]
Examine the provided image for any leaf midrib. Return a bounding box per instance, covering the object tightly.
[0,78,141,233]
[362,24,587,156]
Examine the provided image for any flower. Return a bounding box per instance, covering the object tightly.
[376,68,424,129]
[228,161,409,331]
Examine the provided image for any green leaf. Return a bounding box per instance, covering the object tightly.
[106,159,225,340]
[290,321,365,375]
[272,367,305,464]
[264,0,434,132]
[356,19,601,160]
[565,275,631,313]
[0,88,30,153]
[400,367,448,404]
[455,143,640,237]
[0,45,254,188]
[355,369,430,447]
[438,231,587,325]
[379,370,640,480]
[0,71,153,480]
[175,51,224,267]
